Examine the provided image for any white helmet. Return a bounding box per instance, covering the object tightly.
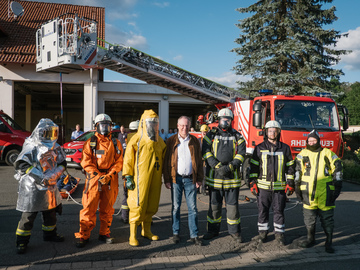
[94,113,112,125]
[218,108,234,120]
[265,120,281,130]
[129,120,140,130]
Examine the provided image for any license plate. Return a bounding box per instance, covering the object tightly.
[66,157,72,162]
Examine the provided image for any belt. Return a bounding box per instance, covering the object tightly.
[176,173,193,179]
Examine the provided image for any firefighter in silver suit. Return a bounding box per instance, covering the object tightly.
[14,118,67,254]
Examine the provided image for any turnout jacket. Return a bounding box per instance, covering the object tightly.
[202,127,245,190]
[250,139,294,191]
[295,147,342,211]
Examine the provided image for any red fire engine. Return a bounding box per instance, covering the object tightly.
[198,89,349,179]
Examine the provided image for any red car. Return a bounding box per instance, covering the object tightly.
[0,110,31,166]
[62,129,120,168]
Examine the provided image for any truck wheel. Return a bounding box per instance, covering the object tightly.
[242,157,251,187]
[5,149,19,166]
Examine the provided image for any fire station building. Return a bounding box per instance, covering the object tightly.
[0,1,214,143]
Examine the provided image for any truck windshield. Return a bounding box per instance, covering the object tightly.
[274,100,339,132]
[1,114,25,131]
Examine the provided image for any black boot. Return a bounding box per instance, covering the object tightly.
[299,226,315,248]
[16,235,30,255]
[43,229,65,242]
[325,231,334,253]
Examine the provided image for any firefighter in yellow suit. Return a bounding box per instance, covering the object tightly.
[122,109,166,246]
[295,130,342,253]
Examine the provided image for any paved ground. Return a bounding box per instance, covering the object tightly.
[1,165,360,269]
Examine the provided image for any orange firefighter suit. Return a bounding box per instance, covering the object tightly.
[74,132,123,240]
[122,109,166,246]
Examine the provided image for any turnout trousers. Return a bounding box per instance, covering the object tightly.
[16,208,57,244]
[206,187,240,235]
[257,189,286,234]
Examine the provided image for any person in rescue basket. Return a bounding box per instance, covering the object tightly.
[75,113,123,248]
[295,130,342,253]
[248,120,295,245]
[14,118,67,254]
[163,116,204,246]
[202,108,246,242]
[122,109,166,246]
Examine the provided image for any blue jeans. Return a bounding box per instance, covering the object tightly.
[171,176,199,238]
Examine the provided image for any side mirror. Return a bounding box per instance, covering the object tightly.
[253,111,262,129]
[253,100,262,112]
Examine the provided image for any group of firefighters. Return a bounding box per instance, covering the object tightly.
[13,107,342,255]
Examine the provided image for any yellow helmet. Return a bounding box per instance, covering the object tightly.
[200,124,209,132]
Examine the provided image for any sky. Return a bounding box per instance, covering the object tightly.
[38,0,360,88]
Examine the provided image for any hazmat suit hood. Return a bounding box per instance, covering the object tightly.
[138,110,159,142]
[27,118,59,150]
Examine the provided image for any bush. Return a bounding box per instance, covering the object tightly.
[343,159,360,183]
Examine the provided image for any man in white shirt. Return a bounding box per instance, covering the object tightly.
[163,116,204,245]
[71,124,84,140]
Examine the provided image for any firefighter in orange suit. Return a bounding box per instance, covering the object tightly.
[75,113,123,248]
[122,109,166,246]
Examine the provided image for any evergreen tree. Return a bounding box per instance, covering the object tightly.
[232,0,349,95]
[342,82,360,125]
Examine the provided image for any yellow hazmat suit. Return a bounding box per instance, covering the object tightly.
[122,110,166,246]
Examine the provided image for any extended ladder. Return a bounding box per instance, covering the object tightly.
[36,14,244,103]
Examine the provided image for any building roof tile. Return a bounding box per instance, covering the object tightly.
[0,0,105,64]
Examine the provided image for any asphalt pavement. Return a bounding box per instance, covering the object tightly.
[1,165,360,269]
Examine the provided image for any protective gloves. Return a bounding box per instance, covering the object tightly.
[216,164,234,178]
[295,183,303,201]
[285,184,295,196]
[43,165,66,186]
[249,181,259,196]
[99,174,112,185]
[125,175,135,190]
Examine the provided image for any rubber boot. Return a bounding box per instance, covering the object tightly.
[129,223,139,246]
[141,222,159,241]
[299,226,315,248]
[325,231,334,253]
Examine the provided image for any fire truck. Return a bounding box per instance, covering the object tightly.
[198,89,349,180]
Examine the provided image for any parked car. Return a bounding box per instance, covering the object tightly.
[62,129,120,168]
[0,110,31,166]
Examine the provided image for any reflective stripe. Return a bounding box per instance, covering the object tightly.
[258,179,286,190]
[207,215,221,224]
[16,227,31,237]
[203,135,211,145]
[206,177,241,189]
[42,224,56,232]
[249,173,258,178]
[277,153,284,183]
[121,205,129,210]
[286,160,294,166]
[227,217,241,225]
[237,139,245,145]
[331,154,339,161]
[287,175,294,180]
[297,154,303,160]
[274,223,285,233]
[203,152,213,160]
[212,138,219,157]
[258,222,269,231]
[234,154,244,162]
[250,159,259,166]
[25,166,33,174]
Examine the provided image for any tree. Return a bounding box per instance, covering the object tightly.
[342,82,360,125]
[232,0,349,95]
